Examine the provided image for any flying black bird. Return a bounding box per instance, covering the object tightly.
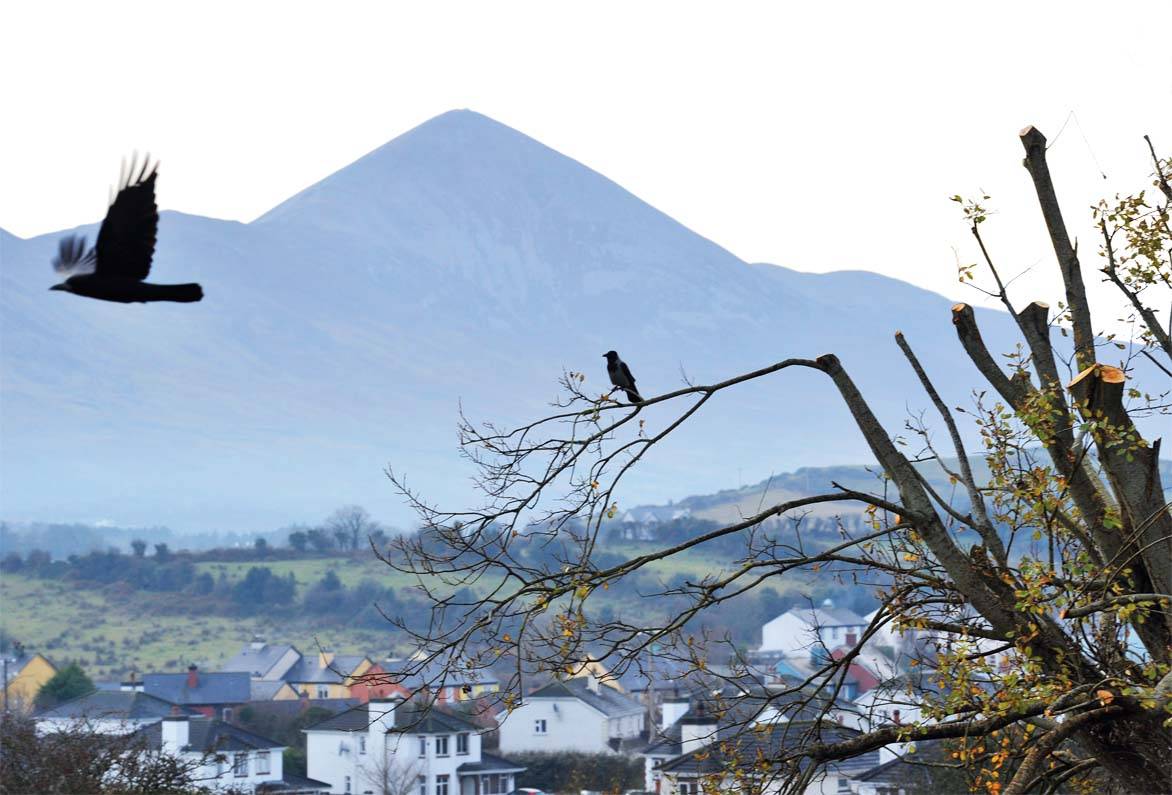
[604,350,643,404]
[49,157,203,303]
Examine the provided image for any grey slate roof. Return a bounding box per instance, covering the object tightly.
[641,686,848,757]
[284,654,368,684]
[525,678,643,717]
[250,680,292,700]
[35,690,196,720]
[387,658,500,689]
[791,605,868,628]
[143,671,251,705]
[658,720,878,777]
[852,741,951,787]
[258,772,332,793]
[305,700,479,734]
[136,716,285,753]
[456,752,526,773]
[223,643,299,679]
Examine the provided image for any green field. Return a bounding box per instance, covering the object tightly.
[0,547,738,681]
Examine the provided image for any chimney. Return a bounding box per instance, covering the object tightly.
[367,696,400,733]
[161,716,190,753]
[845,632,858,647]
[186,664,199,690]
[582,672,600,694]
[679,709,717,756]
[318,650,335,670]
[660,697,690,730]
[249,636,266,651]
[299,689,310,712]
[120,671,143,692]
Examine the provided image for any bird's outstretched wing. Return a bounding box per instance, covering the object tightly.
[51,235,96,274]
[95,156,159,281]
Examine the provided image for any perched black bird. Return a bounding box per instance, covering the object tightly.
[604,350,643,404]
[50,157,203,303]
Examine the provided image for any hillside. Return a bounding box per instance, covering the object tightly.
[625,458,1172,527]
[1,110,1153,532]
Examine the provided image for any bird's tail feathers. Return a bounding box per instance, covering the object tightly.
[150,283,203,303]
[625,388,643,404]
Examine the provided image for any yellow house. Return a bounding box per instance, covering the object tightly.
[286,651,374,699]
[3,651,57,713]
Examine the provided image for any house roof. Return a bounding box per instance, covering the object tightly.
[250,680,295,700]
[238,697,359,724]
[641,686,849,758]
[284,654,368,684]
[776,605,868,629]
[305,700,480,735]
[223,643,299,679]
[136,716,285,753]
[457,752,527,774]
[852,741,951,786]
[35,690,197,721]
[257,771,332,793]
[658,720,877,776]
[143,671,251,705]
[385,658,501,690]
[524,677,644,718]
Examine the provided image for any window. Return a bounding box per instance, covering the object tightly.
[316,685,329,699]
[418,776,426,795]
[419,736,427,757]
[678,783,692,795]
[456,732,469,755]
[359,735,367,754]
[221,707,233,722]
[480,774,503,794]
[256,750,271,774]
[435,735,449,756]
[345,775,352,794]
[436,775,449,795]
[233,753,248,777]
[534,718,547,734]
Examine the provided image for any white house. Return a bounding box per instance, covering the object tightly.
[496,675,645,755]
[305,697,525,795]
[759,601,869,659]
[137,714,326,793]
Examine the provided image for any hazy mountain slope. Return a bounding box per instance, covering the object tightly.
[0,110,1119,531]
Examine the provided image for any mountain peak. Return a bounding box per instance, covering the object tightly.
[254,109,565,226]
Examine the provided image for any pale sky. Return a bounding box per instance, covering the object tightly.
[3,1,1170,314]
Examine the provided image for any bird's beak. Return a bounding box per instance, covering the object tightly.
[49,284,67,292]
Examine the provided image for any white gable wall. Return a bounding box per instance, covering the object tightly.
[759,612,815,655]
[497,697,610,754]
